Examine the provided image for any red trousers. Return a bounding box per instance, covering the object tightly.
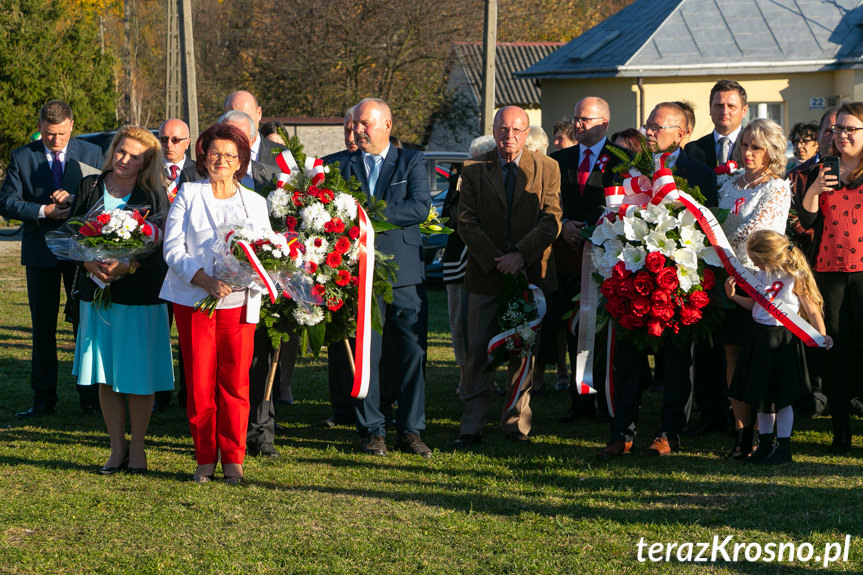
[174,304,256,465]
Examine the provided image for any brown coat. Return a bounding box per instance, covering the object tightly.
[458,149,562,296]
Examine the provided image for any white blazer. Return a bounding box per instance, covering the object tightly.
[159,180,272,323]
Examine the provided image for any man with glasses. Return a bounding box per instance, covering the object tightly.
[599,102,716,459]
[551,97,628,423]
[685,79,748,168]
[453,105,561,448]
[159,119,199,190]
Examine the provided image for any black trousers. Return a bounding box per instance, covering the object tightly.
[25,263,96,408]
[247,325,299,449]
[609,334,693,444]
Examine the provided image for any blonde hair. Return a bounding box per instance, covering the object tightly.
[733,118,787,175]
[103,126,163,196]
[746,230,823,321]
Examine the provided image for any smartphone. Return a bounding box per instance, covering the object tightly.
[823,155,840,187]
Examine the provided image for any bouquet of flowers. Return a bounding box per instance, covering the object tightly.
[487,273,541,370]
[45,205,162,308]
[263,132,397,355]
[589,184,724,350]
[194,224,305,317]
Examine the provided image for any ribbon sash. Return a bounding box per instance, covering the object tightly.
[351,201,375,400]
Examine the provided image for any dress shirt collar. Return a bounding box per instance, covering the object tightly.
[44,144,68,164]
[714,126,742,146]
[497,150,523,169]
[660,147,682,169]
[362,144,390,174]
[164,157,187,171]
[250,132,262,162]
[582,137,607,166]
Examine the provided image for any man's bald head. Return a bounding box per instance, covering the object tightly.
[224,90,263,137]
[158,118,191,163]
[572,97,610,147]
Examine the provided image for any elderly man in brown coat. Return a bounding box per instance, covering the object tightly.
[453,106,562,448]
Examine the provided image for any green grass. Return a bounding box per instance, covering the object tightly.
[0,248,861,574]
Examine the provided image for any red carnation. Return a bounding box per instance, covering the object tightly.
[633,271,655,296]
[326,251,343,268]
[335,269,352,286]
[645,251,665,274]
[314,238,323,248]
[327,297,344,311]
[679,304,702,326]
[655,267,679,291]
[688,290,710,309]
[348,226,360,240]
[334,236,352,254]
[142,223,154,237]
[647,318,665,337]
[96,213,111,225]
[307,262,318,273]
[285,216,297,231]
[701,268,716,291]
[289,243,301,259]
[312,284,326,297]
[351,276,360,286]
[630,296,651,317]
[319,189,335,204]
[612,261,631,280]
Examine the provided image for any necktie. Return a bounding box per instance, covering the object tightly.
[366,154,380,195]
[578,148,592,193]
[169,165,180,181]
[51,151,64,189]
[718,136,731,165]
[504,162,516,250]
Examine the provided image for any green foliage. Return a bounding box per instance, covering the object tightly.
[0,0,116,162]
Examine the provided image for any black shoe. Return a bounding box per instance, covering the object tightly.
[760,437,792,465]
[452,434,482,449]
[745,433,775,464]
[397,432,432,458]
[827,416,852,455]
[321,414,354,428]
[362,435,387,456]
[15,405,55,419]
[727,425,755,460]
[248,442,280,458]
[505,431,531,444]
[274,423,288,436]
[98,454,129,475]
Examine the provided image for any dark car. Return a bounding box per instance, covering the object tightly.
[421,152,468,283]
[76,129,161,154]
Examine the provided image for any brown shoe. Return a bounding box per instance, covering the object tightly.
[362,435,388,456]
[645,435,680,456]
[597,440,632,460]
[505,431,531,444]
[397,432,432,458]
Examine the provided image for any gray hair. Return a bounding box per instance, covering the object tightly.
[469,135,496,157]
[218,110,255,140]
[525,126,549,155]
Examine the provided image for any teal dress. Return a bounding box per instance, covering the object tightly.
[72,190,174,395]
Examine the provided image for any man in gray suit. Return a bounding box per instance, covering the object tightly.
[0,100,104,417]
[218,111,280,192]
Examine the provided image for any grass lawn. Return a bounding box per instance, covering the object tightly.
[0,239,861,574]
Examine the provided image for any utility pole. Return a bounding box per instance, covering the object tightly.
[480,0,497,135]
[165,0,199,157]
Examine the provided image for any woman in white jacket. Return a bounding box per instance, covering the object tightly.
[160,123,272,485]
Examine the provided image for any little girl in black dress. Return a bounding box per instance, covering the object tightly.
[725,230,833,465]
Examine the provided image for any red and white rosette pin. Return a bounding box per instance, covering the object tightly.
[351,201,375,400]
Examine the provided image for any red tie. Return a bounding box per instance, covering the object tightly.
[169,165,180,181]
[578,148,592,193]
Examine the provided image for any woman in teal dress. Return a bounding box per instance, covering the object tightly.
[64,126,173,474]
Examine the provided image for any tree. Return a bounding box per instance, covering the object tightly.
[0,0,117,161]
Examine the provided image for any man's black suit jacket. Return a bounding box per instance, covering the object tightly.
[675,150,718,207]
[0,138,104,267]
[257,136,282,167]
[684,132,737,170]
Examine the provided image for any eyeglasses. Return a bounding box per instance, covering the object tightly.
[494,126,527,137]
[643,123,680,133]
[207,151,239,162]
[792,138,816,146]
[159,136,189,145]
[573,116,603,125]
[830,125,863,135]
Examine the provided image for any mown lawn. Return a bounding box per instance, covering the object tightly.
[0,241,861,574]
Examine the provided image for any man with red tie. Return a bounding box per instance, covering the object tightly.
[550,97,629,423]
[159,119,199,193]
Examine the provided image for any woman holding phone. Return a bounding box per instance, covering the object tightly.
[799,101,863,454]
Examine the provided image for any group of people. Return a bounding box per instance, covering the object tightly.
[1,78,859,481]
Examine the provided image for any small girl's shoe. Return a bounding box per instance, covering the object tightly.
[760,437,792,465]
[727,425,754,460]
[745,433,774,464]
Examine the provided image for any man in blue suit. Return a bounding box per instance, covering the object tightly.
[336,98,432,457]
[0,100,104,417]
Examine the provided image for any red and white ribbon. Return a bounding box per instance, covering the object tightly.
[486,284,547,411]
[276,149,299,176]
[276,173,291,189]
[351,201,375,400]
[167,180,178,203]
[305,157,326,186]
[224,230,278,304]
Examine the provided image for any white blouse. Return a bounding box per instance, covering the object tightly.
[719,176,791,271]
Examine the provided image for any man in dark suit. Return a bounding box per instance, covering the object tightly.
[684,79,748,169]
[599,102,717,459]
[454,105,562,447]
[551,97,629,422]
[0,100,104,417]
[336,98,432,457]
[321,107,359,429]
[224,90,280,167]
